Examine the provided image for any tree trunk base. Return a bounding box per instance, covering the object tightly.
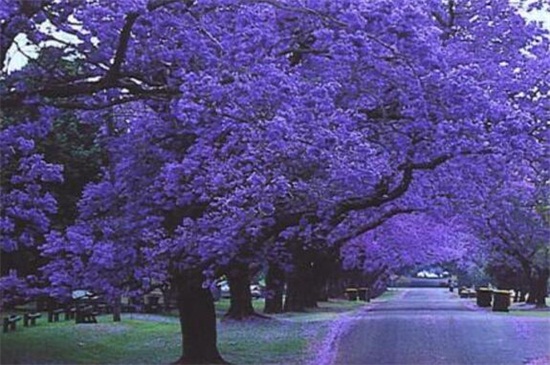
[263,307,284,314]
[223,312,271,321]
[172,355,229,365]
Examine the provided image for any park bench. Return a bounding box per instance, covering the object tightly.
[48,308,65,322]
[3,315,22,333]
[65,307,77,321]
[345,288,358,301]
[76,305,98,324]
[96,303,111,314]
[23,312,42,327]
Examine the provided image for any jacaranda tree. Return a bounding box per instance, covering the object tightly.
[1,0,548,363]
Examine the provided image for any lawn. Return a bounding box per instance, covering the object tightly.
[0,298,367,364]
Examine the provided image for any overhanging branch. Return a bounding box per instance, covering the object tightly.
[331,208,419,248]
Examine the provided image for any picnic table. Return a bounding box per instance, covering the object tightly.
[75,305,98,324]
[3,315,21,333]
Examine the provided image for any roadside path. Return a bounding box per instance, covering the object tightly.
[333,288,550,365]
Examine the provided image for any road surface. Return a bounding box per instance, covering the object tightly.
[334,288,550,365]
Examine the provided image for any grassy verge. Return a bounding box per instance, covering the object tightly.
[0,297,370,364]
[0,317,181,364]
[506,310,550,318]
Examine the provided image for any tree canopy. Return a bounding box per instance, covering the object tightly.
[1,0,548,363]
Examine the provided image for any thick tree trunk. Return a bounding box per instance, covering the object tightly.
[327,276,346,298]
[225,264,256,320]
[316,281,329,302]
[284,264,320,311]
[312,256,337,302]
[174,273,226,365]
[534,269,549,308]
[284,273,307,312]
[264,264,284,314]
[304,277,318,309]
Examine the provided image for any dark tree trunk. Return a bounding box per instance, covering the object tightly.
[225,264,256,320]
[112,295,121,322]
[174,273,226,365]
[284,273,307,312]
[327,276,346,298]
[316,281,329,302]
[304,274,318,309]
[264,264,284,314]
[284,262,319,311]
[527,277,537,304]
[534,269,549,308]
[312,255,338,302]
[284,254,321,311]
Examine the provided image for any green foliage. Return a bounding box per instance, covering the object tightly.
[38,113,105,228]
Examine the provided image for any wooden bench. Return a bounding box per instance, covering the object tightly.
[3,315,22,333]
[23,312,42,327]
[76,305,98,324]
[48,308,65,322]
[65,307,76,321]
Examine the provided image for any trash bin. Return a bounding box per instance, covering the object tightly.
[476,287,492,307]
[345,288,358,301]
[357,288,369,301]
[492,290,511,312]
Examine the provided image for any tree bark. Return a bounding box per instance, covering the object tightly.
[174,273,227,365]
[225,264,256,320]
[264,264,284,314]
[312,256,337,302]
[283,248,321,312]
[284,273,307,312]
[284,262,319,311]
[534,268,549,308]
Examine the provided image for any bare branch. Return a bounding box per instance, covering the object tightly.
[106,12,139,80]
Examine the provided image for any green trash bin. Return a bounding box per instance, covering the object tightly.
[476,287,492,307]
[492,290,511,312]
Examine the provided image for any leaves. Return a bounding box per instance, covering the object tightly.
[1,0,548,306]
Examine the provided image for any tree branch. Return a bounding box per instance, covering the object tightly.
[331,208,419,248]
[332,149,492,225]
[106,12,139,81]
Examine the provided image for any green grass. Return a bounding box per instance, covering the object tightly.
[219,319,310,364]
[0,297,371,365]
[0,316,181,364]
[214,298,266,317]
[506,310,550,318]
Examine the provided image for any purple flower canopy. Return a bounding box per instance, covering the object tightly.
[1,0,548,302]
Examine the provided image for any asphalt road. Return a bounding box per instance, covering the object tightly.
[334,288,550,365]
